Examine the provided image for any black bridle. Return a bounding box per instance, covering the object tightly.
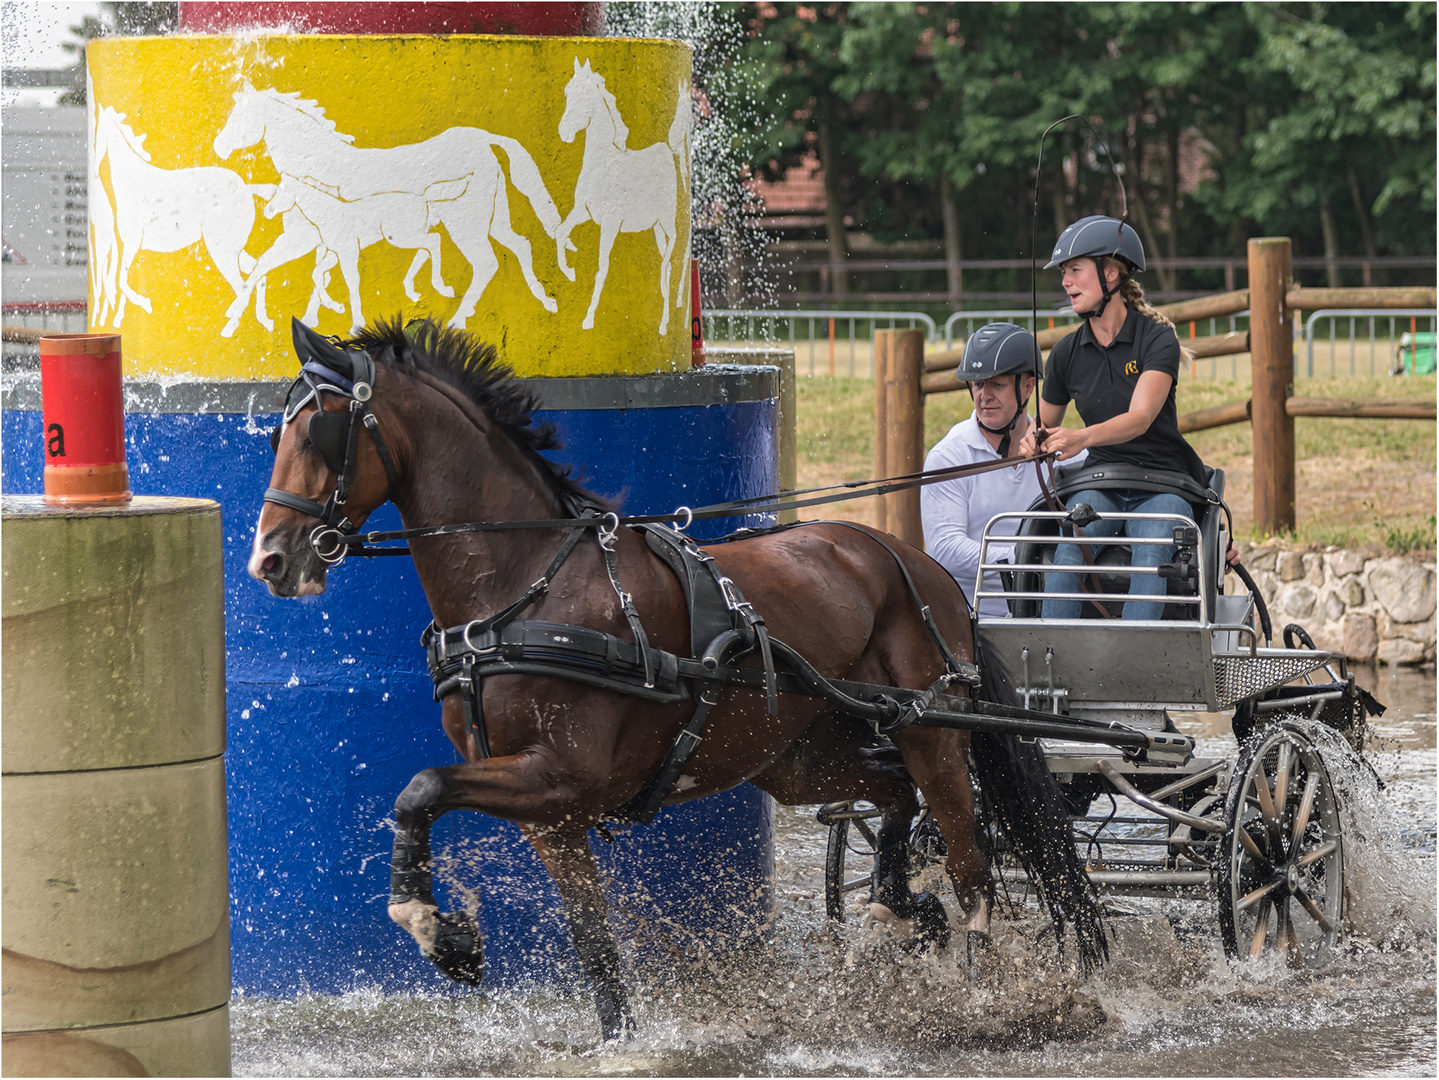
[263,349,401,564]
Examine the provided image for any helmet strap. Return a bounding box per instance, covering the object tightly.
[1076,256,1122,320]
[971,381,1029,458]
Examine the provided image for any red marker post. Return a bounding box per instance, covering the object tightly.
[690,257,705,367]
[40,333,131,505]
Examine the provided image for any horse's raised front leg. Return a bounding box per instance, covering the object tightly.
[388,769,485,984]
[386,751,630,1041]
[523,823,634,1042]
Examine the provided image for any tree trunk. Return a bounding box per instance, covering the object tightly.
[1347,166,1379,285]
[1164,123,1181,272]
[940,175,963,307]
[1318,192,1342,288]
[818,121,848,298]
[1129,194,1173,294]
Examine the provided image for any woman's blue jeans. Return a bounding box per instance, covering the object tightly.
[1041,489,1194,620]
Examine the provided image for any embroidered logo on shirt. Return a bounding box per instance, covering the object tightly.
[1125,359,1139,376]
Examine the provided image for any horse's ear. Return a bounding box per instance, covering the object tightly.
[291,317,350,373]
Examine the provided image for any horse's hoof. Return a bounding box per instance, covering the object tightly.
[427,910,484,985]
[909,892,951,952]
[965,929,992,963]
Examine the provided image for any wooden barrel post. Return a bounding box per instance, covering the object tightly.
[1,496,230,1077]
[1248,237,1296,534]
[879,328,925,546]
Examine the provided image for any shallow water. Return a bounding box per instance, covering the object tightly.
[233,665,1436,1077]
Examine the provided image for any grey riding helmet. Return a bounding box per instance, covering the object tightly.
[1045,215,1145,319]
[958,321,1037,454]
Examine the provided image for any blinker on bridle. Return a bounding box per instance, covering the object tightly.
[264,321,400,565]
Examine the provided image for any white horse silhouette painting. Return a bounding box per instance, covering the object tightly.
[235,173,467,333]
[556,60,690,334]
[93,105,275,328]
[87,89,120,326]
[213,84,560,331]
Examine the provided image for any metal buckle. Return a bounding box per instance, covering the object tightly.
[672,505,693,532]
[597,512,620,549]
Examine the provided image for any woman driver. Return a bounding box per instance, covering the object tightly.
[1017,215,1213,620]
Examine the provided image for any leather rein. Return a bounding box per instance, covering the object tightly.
[263,365,1059,565]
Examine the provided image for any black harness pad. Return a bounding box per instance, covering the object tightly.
[641,524,741,657]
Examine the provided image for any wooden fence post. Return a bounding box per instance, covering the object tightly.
[1248,237,1296,534]
[875,328,925,546]
[874,330,892,535]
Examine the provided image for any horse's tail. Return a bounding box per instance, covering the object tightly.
[667,80,691,191]
[485,134,561,237]
[969,649,1108,974]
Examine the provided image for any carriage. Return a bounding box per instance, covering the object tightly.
[254,318,1383,1041]
[818,462,1378,966]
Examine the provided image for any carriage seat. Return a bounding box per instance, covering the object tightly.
[1008,463,1226,621]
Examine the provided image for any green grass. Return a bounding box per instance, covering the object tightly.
[797,373,1437,554]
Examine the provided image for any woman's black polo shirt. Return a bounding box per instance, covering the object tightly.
[1041,307,1206,486]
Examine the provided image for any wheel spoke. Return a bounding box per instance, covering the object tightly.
[1238,879,1282,911]
[1251,759,1285,849]
[1248,898,1271,958]
[1293,884,1335,936]
[1295,839,1338,868]
[1291,772,1320,849]
[1273,742,1293,821]
[1237,823,1271,865]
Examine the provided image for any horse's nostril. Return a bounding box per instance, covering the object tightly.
[262,552,284,577]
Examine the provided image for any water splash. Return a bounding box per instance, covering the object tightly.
[606,2,776,309]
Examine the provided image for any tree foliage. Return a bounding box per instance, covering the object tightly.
[736,2,1436,265]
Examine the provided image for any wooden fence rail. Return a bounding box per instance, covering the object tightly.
[880,237,1437,546]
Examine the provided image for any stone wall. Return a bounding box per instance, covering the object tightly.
[1230,542,1436,665]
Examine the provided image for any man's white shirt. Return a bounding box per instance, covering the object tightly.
[921,416,1075,617]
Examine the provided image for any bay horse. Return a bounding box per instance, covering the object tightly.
[249,317,1104,1041]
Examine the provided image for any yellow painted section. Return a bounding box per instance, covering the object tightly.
[88,35,693,379]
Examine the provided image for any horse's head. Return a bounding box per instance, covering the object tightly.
[558,57,603,144]
[214,84,266,160]
[249,319,400,597]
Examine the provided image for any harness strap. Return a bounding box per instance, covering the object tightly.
[596,520,657,690]
[812,521,981,687]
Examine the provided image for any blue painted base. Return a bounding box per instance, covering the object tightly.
[2,395,777,994]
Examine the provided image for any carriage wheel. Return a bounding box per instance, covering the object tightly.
[821,802,948,925]
[1217,721,1344,965]
[822,802,883,922]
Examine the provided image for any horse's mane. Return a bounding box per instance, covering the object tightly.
[351,318,599,510]
[250,86,357,146]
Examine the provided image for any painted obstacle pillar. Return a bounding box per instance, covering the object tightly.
[1,496,230,1077]
[67,20,780,994]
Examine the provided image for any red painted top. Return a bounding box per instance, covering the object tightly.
[178,2,605,35]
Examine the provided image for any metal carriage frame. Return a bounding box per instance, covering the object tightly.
[819,474,1376,966]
